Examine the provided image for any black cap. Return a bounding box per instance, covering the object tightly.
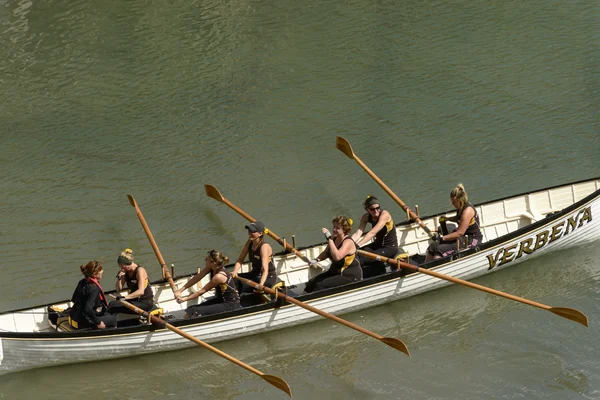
[245,221,265,233]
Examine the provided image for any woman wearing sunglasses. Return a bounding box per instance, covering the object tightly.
[351,195,398,278]
[174,249,241,318]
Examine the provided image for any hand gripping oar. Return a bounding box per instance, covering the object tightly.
[110,295,292,397]
[358,249,589,327]
[127,195,177,294]
[335,136,433,237]
[205,185,313,264]
[204,184,410,356]
[235,276,410,356]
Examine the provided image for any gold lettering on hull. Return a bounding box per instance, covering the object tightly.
[487,207,593,270]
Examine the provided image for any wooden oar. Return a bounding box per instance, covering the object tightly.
[205,185,411,354]
[204,185,312,264]
[335,136,433,236]
[127,195,177,294]
[358,249,589,327]
[236,276,410,356]
[110,296,292,397]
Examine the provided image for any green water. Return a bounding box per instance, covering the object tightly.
[0,0,598,398]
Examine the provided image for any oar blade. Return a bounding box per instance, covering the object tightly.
[380,337,411,357]
[261,374,293,398]
[335,136,355,159]
[205,184,225,203]
[549,307,589,327]
[126,194,136,207]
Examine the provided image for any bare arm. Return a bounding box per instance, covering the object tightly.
[259,243,273,286]
[115,273,126,292]
[350,213,369,242]
[328,237,356,262]
[356,210,391,246]
[178,272,226,302]
[232,241,250,278]
[124,267,149,300]
[444,207,474,240]
[174,265,211,298]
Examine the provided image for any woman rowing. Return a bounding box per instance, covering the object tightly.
[231,221,278,294]
[304,215,362,293]
[351,195,398,278]
[425,183,483,262]
[108,248,155,314]
[174,249,241,318]
[69,260,117,329]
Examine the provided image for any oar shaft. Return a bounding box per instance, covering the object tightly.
[358,250,588,326]
[127,195,178,294]
[235,276,410,356]
[217,196,312,264]
[206,184,410,355]
[336,137,432,236]
[354,157,431,234]
[113,297,292,397]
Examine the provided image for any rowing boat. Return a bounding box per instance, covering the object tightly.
[0,176,598,375]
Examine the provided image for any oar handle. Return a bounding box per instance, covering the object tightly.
[127,195,178,294]
[109,295,293,397]
[235,276,410,356]
[358,250,589,327]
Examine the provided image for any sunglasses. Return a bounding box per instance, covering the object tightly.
[368,206,380,212]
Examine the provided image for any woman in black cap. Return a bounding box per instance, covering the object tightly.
[69,260,117,329]
[174,249,241,318]
[231,221,278,294]
[107,248,154,314]
[351,195,398,278]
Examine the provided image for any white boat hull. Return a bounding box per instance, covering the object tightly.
[1,177,599,374]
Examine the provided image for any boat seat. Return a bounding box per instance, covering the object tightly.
[56,316,78,332]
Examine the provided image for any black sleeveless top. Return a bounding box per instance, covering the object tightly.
[368,211,398,249]
[248,241,276,277]
[214,269,240,305]
[329,237,362,280]
[125,266,154,303]
[457,202,483,240]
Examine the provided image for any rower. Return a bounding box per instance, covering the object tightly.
[231,221,279,301]
[107,248,155,315]
[304,215,362,293]
[174,249,242,318]
[351,195,399,278]
[425,184,483,262]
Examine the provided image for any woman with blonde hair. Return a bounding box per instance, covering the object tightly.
[304,215,362,293]
[425,183,483,262]
[174,249,241,318]
[108,248,154,314]
[69,260,117,329]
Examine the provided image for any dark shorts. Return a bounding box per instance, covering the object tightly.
[427,236,481,257]
[186,297,242,318]
[236,271,278,294]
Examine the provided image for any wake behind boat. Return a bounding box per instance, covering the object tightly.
[0,176,598,379]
